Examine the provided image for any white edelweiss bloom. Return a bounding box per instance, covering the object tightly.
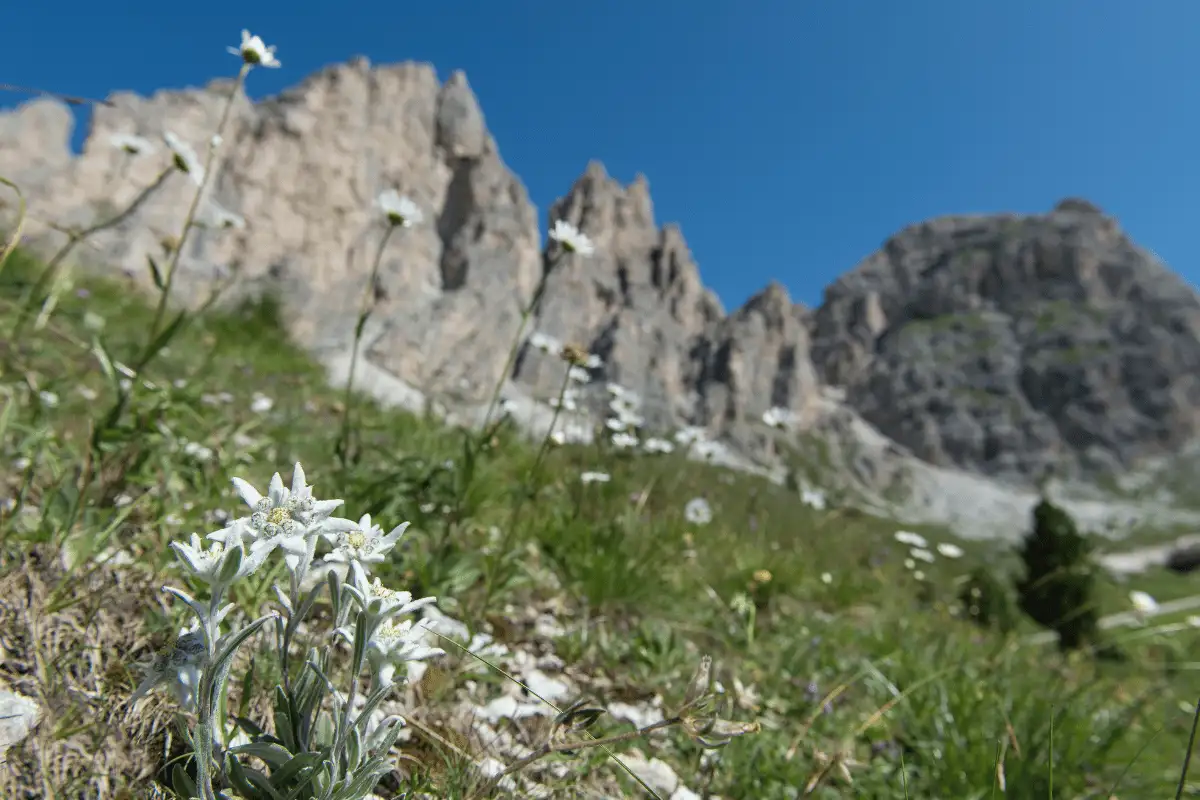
[345,562,437,621]
[548,218,595,256]
[337,617,444,690]
[323,514,409,573]
[685,497,713,526]
[529,331,561,355]
[1130,590,1158,620]
[227,29,281,68]
[128,629,207,711]
[910,547,936,564]
[567,366,591,385]
[225,463,343,562]
[893,530,928,549]
[611,432,639,449]
[762,407,796,430]
[376,189,422,228]
[109,132,157,156]
[580,471,611,484]
[171,528,259,586]
[163,131,205,186]
[936,542,964,559]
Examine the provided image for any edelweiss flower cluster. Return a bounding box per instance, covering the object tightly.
[133,463,442,710]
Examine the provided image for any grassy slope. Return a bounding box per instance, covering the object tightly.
[2,248,1200,798]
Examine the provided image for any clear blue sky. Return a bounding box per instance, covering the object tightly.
[3,1,1199,311]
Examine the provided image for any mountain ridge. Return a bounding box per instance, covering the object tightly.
[3,57,1200,538]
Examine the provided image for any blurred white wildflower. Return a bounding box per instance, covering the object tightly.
[227,29,281,68]
[611,432,639,449]
[894,530,928,548]
[376,189,422,228]
[529,331,561,355]
[1130,590,1158,622]
[548,219,595,256]
[674,426,707,446]
[109,132,156,156]
[643,437,674,454]
[685,497,713,526]
[580,471,611,484]
[250,393,273,414]
[910,547,936,564]
[800,487,826,510]
[762,407,797,430]
[163,131,205,186]
[567,366,591,384]
[820,572,833,585]
[38,391,59,408]
[935,542,964,559]
[729,592,755,617]
[128,630,207,711]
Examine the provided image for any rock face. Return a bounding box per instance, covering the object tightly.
[810,201,1200,483]
[3,59,1200,494]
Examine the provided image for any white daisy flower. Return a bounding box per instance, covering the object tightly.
[376,189,422,228]
[109,132,157,156]
[163,131,205,187]
[548,219,595,256]
[227,29,281,68]
[567,366,591,384]
[685,497,713,526]
[611,432,639,450]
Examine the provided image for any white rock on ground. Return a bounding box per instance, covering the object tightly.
[0,689,40,759]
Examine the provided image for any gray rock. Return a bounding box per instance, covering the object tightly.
[0,689,40,759]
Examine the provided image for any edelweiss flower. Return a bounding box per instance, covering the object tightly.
[128,629,207,711]
[365,618,445,687]
[109,132,157,156]
[685,497,713,526]
[323,514,408,572]
[345,562,437,621]
[227,29,281,68]
[548,219,595,256]
[163,131,205,187]
[222,463,343,563]
[376,189,422,228]
[172,525,262,587]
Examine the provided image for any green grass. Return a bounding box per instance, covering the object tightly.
[4,247,1200,798]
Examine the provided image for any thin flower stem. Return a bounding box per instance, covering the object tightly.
[12,166,174,339]
[497,716,683,779]
[476,365,574,617]
[478,271,549,432]
[336,223,397,467]
[145,62,250,350]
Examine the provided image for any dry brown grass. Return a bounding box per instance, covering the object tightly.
[0,546,176,798]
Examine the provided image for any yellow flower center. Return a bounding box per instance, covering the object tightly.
[266,507,290,527]
[347,531,367,550]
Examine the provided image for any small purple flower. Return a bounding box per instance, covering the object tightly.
[75,288,91,299]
